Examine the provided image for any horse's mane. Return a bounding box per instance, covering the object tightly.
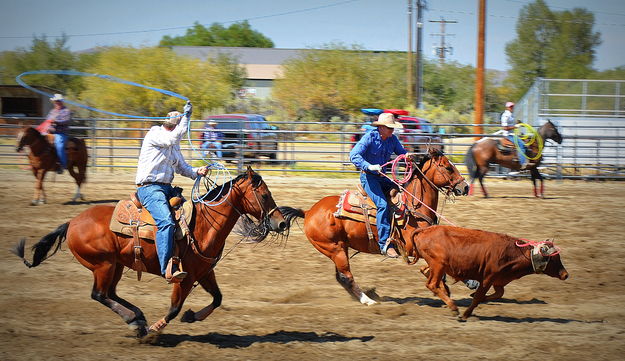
[417,148,444,168]
[27,126,46,140]
[201,172,263,201]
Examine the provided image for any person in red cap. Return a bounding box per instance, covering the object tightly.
[500,101,531,169]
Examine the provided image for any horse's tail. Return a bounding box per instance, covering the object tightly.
[12,223,69,268]
[464,144,478,180]
[278,206,306,230]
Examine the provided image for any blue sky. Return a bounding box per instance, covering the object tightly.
[1,0,624,71]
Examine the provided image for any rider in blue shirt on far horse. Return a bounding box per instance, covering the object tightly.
[350,113,407,258]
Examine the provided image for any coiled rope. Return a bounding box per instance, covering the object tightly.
[513,123,544,160]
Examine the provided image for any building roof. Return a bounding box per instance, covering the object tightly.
[172,46,304,80]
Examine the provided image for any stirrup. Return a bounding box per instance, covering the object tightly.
[165,257,187,284]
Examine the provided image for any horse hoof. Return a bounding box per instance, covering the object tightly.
[30,200,38,206]
[181,309,196,323]
[139,330,161,344]
[451,309,460,317]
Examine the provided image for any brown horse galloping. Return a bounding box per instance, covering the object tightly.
[464,120,563,198]
[13,167,288,339]
[280,149,469,306]
[16,126,88,205]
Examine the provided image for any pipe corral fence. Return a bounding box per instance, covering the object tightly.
[1,78,623,180]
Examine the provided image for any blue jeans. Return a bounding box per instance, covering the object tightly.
[201,141,223,158]
[360,172,396,252]
[54,133,68,168]
[136,183,177,275]
[507,135,527,165]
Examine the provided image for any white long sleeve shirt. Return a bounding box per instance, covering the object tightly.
[135,113,198,185]
[500,110,515,136]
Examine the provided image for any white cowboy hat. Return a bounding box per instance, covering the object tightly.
[165,111,182,125]
[50,94,64,102]
[371,113,403,129]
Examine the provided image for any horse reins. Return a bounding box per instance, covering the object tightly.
[380,155,459,227]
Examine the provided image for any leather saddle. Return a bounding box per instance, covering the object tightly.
[334,184,406,226]
[109,191,192,242]
[496,138,516,155]
[109,189,194,280]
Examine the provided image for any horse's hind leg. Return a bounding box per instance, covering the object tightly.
[90,263,148,337]
[106,263,148,336]
[181,270,222,323]
[332,247,376,305]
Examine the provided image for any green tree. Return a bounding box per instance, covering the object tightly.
[80,46,243,117]
[423,60,475,113]
[545,8,601,79]
[272,44,407,120]
[505,0,601,98]
[0,35,84,93]
[159,21,274,48]
[505,0,557,97]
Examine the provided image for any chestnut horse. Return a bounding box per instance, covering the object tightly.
[16,126,88,205]
[279,149,469,306]
[13,167,288,339]
[464,120,563,198]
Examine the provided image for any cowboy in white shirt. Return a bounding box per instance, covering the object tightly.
[135,101,208,283]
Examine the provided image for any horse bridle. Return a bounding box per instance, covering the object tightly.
[250,184,279,220]
[414,156,464,196]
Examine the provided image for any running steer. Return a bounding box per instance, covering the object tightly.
[413,225,569,320]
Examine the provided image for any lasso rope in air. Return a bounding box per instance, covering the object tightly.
[513,123,544,160]
[18,69,235,204]
[16,70,188,119]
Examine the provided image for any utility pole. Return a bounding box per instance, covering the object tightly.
[429,17,457,64]
[474,0,486,139]
[407,0,415,106]
[415,0,424,109]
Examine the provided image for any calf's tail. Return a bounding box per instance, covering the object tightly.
[12,223,69,268]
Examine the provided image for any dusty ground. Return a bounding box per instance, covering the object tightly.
[1,169,624,361]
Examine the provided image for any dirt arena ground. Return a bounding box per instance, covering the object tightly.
[1,169,624,361]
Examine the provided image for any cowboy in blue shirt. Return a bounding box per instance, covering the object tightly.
[350,113,407,258]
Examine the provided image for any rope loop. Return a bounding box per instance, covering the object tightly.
[513,123,544,160]
[16,70,188,119]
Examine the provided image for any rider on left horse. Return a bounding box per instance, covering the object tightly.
[135,101,209,283]
[37,94,71,174]
[350,112,407,258]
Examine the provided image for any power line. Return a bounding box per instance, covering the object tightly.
[0,0,363,40]
[429,17,457,64]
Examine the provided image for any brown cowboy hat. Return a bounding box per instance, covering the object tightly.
[372,113,403,128]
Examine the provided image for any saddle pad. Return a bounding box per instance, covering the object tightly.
[334,190,377,224]
[109,199,194,241]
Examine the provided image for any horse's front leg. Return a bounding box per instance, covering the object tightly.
[181,270,222,323]
[148,279,194,333]
[31,169,46,205]
[530,168,543,198]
